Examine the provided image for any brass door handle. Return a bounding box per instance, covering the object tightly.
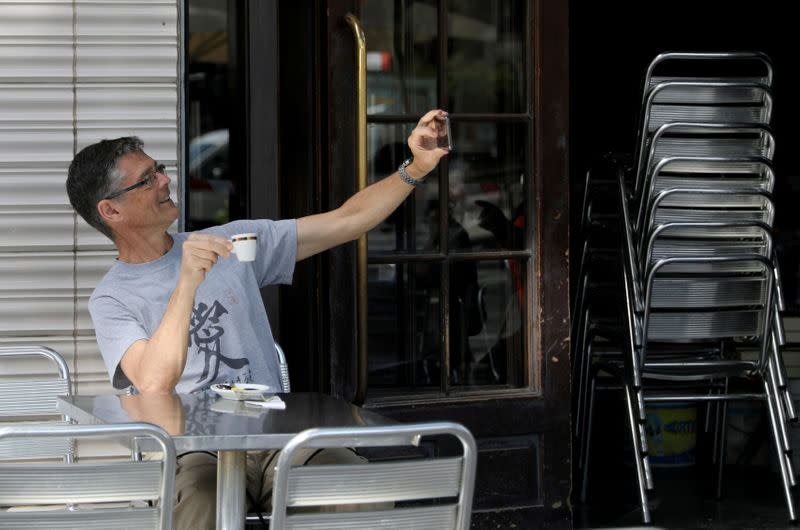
[345,13,368,405]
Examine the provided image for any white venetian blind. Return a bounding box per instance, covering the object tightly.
[0,0,182,395]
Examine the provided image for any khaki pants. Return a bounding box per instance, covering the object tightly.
[173,448,366,530]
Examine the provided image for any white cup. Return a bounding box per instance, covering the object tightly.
[231,233,257,262]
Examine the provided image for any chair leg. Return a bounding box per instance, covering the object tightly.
[768,358,792,456]
[577,343,595,472]
[763,376,797,521]
[580,373,597,504]
[767,361,797,488]
[714,379,729,499]
[624,381,651,524]
[629,379,651,483]
[783,389,797,424]
[574,306,593,438]
[772,332,797,421]
[637,418,654,490]
[704,381,717,435]
[570,258,590,339]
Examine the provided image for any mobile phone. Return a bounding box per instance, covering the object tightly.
[437,115,453,150]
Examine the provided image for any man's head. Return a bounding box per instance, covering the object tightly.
[66,137,177,240]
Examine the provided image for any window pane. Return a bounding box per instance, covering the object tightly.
[368,262,441,390]
[360,0,438,115]
[368,123,440,253]
[447,0,526,114]
[186,0,244,230]
[448,121,527,251]
[450,259,526,387]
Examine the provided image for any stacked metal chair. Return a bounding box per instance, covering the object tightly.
[574,52,798,523]
[573,53,776,470]
[572,52,774,450]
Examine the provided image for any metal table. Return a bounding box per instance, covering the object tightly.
[57,391,393,530]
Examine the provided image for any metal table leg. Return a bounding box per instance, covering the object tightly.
[217,450,247,530]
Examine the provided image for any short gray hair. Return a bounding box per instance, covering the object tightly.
[66,137,145,240]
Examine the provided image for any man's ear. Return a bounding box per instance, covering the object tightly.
[97,198,122,224]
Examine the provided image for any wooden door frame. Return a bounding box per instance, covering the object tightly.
[241,0,283,343]
[531,0,571,524]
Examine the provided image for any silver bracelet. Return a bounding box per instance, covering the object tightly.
[397,158,422,187]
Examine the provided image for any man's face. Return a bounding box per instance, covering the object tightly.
[110,150,178,231]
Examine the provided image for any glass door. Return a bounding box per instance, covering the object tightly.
[358,0,533,400]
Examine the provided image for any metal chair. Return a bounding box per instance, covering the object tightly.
[0,422,176,530]
[269,421,477,530]
[0,345,72,461]
[615,255,794,523]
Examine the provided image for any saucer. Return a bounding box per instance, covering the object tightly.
[210,383,271,401]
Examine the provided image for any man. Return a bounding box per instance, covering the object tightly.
[66,109,449,529]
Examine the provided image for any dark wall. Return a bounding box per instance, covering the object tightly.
[569,1,800,309]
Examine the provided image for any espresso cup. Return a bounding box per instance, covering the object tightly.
[231,233,257,262]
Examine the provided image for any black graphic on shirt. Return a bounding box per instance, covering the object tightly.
[190,300,249,384]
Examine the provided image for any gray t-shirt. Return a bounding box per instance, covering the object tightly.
[89,219,297,394]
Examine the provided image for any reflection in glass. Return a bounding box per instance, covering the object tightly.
[360,0,438,115]
[454,259,525,387]
[448,121,527,251]
[367,258,526,390]
[186,0,242,230]
[448,0,526,114]
[368,263,440,390]
[367,123,440,252]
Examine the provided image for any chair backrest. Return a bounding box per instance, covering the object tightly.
[0,345,71,417]
[641,221,773,276]
[640,51,773,110]
[269,421,477,530]
[0,346,72,461]
[275,342,291,393]
[640,256,775,373]
[636,155,775,234]
[0,422,176,530]
[636,123,775,200]
[640,189,775,258]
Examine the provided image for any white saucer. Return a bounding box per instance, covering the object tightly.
[210,383,271,401]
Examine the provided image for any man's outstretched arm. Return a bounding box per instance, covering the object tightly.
[296,109,450,261]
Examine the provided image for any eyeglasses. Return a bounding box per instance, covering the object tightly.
[104,163,166,200]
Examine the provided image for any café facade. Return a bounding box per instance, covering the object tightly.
[2,0,795,528]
